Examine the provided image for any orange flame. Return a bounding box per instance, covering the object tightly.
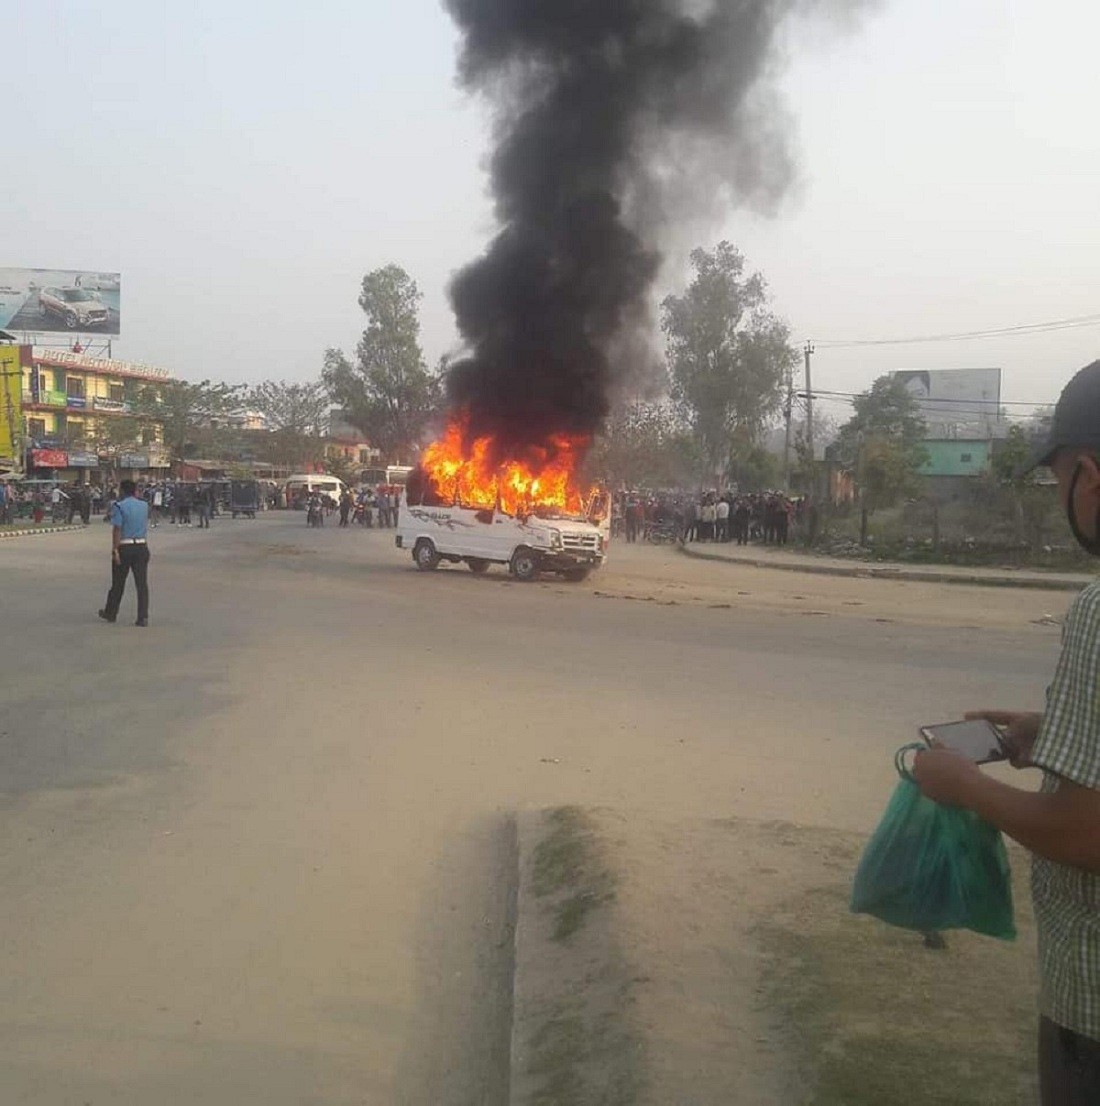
[422,417,593,518]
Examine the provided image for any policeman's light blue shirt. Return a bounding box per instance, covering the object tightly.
[111,497,149,540]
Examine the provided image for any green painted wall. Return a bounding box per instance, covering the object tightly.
[919,440,992,478]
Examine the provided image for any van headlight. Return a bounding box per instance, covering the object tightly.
[549,528,562,549]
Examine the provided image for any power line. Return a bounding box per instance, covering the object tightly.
[805,387,1054,408]
[798,395,1053,422]
[810,312,1100,349]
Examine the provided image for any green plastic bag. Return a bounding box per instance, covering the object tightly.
[850,744,1016,940]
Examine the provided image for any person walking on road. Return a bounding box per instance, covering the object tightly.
[98,479,151,627]
[913,361,1100,1106]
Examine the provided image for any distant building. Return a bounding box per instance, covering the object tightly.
[893,368,1006,440]
[216,409,267,429]
[327,409,378,468]
[21,347,170,478]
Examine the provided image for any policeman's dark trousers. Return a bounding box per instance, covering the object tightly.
[104,545,150,623]
[1041,1018,1100,1105]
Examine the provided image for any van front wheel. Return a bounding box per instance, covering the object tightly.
[511,548,540,582]
[414,539,440,571]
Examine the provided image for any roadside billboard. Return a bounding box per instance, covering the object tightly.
[0,267,120,335]
[0,344,24,465]
[893,368,1003,440]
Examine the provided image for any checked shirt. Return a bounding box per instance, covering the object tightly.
[1032,580,1100,1041]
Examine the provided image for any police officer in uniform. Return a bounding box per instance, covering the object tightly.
[98,479,151,626]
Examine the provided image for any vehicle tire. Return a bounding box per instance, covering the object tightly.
[414,539,440,571]
[65,312,78,329]
[510,547,540,582]
[563,567,591,582]
[467,557,490,575]
[231,511,238,519]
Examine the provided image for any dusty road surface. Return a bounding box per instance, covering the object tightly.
[0,518,1071,1103]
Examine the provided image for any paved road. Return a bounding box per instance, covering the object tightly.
[0,517,1069,1103]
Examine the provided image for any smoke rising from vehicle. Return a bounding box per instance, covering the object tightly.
[442,0,865,460]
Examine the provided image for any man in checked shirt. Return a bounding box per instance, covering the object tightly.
[914,361,1100,1105]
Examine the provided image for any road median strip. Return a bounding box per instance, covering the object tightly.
[510,809,1040,1104]
[510,807,640,1106]
[0,524,86,539]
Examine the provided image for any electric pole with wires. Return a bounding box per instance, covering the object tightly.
[803,341,816,465]
[782,359,794,490]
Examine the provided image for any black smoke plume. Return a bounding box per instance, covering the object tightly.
[443,0,842,460]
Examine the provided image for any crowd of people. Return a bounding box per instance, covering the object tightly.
[0,477,409,530]
[333,486,403,528]
[614,490,807,546]
[0,481,104,525]
[0,479,253,528]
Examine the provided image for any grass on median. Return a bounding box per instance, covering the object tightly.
[757,847,1039,1106]
[524,808,640,1106]
[532,806,617,942]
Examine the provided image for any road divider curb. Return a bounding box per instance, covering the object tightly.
[677,541,1088,592]
[0,525,85,539]
[509,808,639,1106]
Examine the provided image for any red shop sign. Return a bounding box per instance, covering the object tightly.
[32,449,69,468]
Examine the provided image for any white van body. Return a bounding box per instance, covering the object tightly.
[386,465,415,486]
[397,494,610,581]
[284,474,347,502]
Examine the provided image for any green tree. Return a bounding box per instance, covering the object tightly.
[132,379,244,463]
[727,426,782,491]
[833,375,928,544]
[992,423,1057,549]
[590,401,702,488]
[247,380,330,470]
[662,242,796,482]
[248,380,329,437]
[322,265,441,463]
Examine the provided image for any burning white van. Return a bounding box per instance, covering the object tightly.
[396,472,610,582]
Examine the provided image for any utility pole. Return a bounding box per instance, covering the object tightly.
[782,360,794,490]
[803,341,816,465]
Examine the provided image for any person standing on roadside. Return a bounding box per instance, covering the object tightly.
[625,495,640,543]
[913,361,1100,1106]
[195,484,211,529]
[98,479,151,627]
[715,495,730,543]
[178,484,192,527]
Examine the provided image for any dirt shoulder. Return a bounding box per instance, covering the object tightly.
[593,543,1077,632]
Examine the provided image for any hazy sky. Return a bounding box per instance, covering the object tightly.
[3,0,1097,422]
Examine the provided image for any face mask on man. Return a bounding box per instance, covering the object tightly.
[1065,461,1100,557]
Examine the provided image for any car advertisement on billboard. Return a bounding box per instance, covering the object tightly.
[0,268,120,335]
